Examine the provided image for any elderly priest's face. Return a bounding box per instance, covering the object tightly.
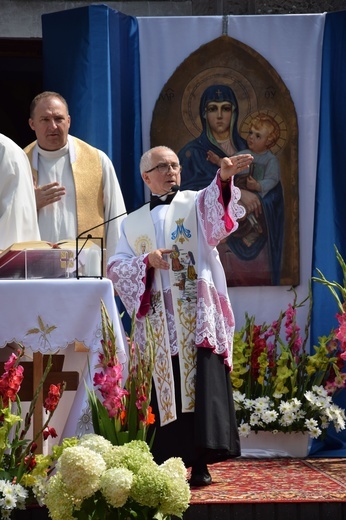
[141,147,181,196]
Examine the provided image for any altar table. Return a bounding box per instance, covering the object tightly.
[0,278,128,451]
[0,278,126,353]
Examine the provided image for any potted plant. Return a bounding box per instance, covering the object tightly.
[231,278,346,455]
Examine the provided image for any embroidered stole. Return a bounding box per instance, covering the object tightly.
[124,191,198,426]
[24,137,104,238]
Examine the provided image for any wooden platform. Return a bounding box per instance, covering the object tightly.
[13,458,346,520]
[184,501,346,520]
[184,458,346,520]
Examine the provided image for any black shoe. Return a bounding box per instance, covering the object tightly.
[189,465,212,487]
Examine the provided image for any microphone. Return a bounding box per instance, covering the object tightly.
[75,184,180,279]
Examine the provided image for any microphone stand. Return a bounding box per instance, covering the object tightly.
[75,235,104,280]
[75,210,126,279]
[75,185,180,279]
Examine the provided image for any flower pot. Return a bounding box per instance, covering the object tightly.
[240,431,311,458]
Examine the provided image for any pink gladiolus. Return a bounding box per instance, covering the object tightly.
[324,380,338,394]
[4,352,18,371]
[136,394,147,410]
[103,388,128,418]
[335,312,346,349]
[93,363,129,419]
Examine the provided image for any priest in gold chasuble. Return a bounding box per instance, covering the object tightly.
[24,91,126,262]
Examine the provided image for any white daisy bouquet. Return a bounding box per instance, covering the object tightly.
[43,434,190,520]
[234,386,346,439]
[0,480,28,519]
[232,279,346,440]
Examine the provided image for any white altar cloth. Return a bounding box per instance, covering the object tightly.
[0,278,127,356]
[0,278,128,446]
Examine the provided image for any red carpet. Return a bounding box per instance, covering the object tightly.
[189,458,346,503]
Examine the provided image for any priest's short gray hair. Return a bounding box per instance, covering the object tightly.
[140,146,175,174]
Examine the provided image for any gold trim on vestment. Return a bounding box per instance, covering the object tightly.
[124,191,198,424]
[24,137,104,239]
[166,192,198,413]
[124,204,176,426]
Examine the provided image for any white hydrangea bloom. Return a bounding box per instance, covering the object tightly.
[100,467,133,508]
[59,446,106,500]
[77,433,113,456]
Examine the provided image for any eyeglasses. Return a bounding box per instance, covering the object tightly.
[146,162,182,175]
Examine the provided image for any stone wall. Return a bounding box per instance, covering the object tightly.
[191,0,346,15]
[1,0,346,38]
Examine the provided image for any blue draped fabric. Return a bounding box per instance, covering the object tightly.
[42,5,143,332]
[41,5,144,212]
[310,11,346,457]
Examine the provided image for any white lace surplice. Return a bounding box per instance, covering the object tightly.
[108,174,244,414]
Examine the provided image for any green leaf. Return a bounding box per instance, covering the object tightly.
[85,385,118,445]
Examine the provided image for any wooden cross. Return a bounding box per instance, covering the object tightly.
[0,353,79,453]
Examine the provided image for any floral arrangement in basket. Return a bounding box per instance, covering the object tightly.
[0,347,64,519]
[231,264,346,439]
[41,302,190,520]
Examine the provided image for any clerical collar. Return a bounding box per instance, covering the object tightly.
[37,142,69,159]
[151,193,168,201]
[150,191,177,210]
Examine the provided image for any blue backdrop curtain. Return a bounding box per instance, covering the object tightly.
[41,4,144,212]
[310,11,346,456]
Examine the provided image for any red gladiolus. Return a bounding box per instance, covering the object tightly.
[0,355,24,408]
[250,326,267,379]
[44,384,62,413]
[24,455,37,472]
[43,427,58,440]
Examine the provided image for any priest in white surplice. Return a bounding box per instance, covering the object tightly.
[107,145,253,486]
[0,133,40,250]
[24,91,126,261]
